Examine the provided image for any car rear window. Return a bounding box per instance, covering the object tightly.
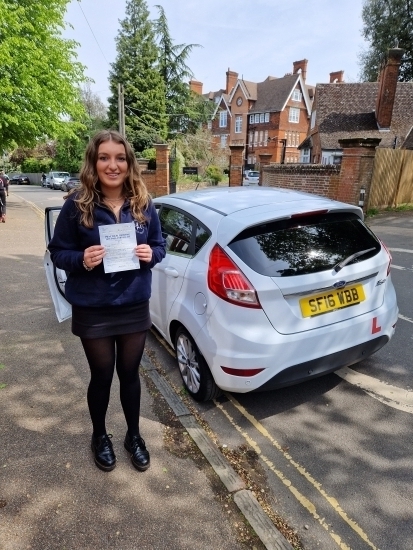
[248,171,259,177]
[228,212,381,277]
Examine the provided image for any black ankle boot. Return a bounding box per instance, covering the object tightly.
[91,434,116,471]
[124,432,150,471]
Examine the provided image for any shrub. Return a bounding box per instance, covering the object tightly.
[204,165,223,185]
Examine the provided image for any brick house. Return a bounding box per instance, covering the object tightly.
[299,47,413,164]
[190,60,314,170]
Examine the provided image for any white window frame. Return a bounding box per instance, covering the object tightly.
[220,134,227,148]
[249,114,254,123]
[235,115,242,134]
[292,89,301,101]
[259,113,264,123]
[219,111,227,127]
[310,110,316,129]
[301,148,310,163]
[254,114,259,123]
[264,130,268,146]
[289,107,300,123]
[264,112,270,122]
[207,120,212,130]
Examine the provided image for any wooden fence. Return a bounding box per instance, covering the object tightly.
[369,149,413,209]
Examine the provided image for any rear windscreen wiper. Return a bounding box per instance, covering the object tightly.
[333,247,376,273]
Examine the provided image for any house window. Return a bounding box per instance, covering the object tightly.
[310,110,316,129]
[264,130,268,146]
[248,131,253,147]
[292,89,301,101]
[265,112,270,122]
[259,130,263,145]
[301,148,310,163]
[220,135,227,148]
[207,120,212,130]
[235,115,242,133]
[289,107,300,123]
[219,111,227,127]
[259,113,264,123]
[254,114,259,123]
[254,130,258,145]
[250,114,254,123]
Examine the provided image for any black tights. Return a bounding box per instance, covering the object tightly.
[80,331,147,438]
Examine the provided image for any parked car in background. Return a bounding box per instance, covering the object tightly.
[44,187,398,402]
[61,176,81,192]
[242,170,260,185]
[9,173,31,185]
[46,171,70,190]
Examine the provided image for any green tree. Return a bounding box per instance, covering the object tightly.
[154,5,203,136]
[0,0,86,149]
[53,130,86,173]
[360,0,413,81]
[108,0,167,152]
[80,83,108,136]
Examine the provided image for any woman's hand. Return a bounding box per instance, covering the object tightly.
[135,244,153,263]
[83,245,106,269]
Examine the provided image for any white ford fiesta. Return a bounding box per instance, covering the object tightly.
[44,187,398,402]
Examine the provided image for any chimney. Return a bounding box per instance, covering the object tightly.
[329,70,344,83]
[226,69,238,94]
[189,79,203,95]
[375,47,404,129]
[293,59,308,82]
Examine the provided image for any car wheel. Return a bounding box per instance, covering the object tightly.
[175,326,221,402]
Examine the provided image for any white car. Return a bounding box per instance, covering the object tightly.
[243,170,260,185]
[44,187,398,402]
[46,171,70,190]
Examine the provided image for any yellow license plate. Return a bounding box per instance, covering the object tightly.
[299,284,366,317]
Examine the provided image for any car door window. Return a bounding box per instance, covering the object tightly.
[159,207,194,256]
[195,223,210,253]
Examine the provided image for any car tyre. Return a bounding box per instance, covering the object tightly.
[175,327,221,402]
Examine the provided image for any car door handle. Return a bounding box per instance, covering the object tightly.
[164,267,179,278]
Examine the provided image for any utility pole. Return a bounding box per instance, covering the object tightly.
[118,83,125,137]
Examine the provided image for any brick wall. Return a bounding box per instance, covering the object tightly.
[142,143,170,197]
[259,138,380,210]
[262,164,340,198]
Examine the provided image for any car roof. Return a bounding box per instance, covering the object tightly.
[155,187,361,218]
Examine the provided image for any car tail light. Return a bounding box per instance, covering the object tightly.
[380,239,392,276]
[208,244,261,308]
[221,367,264,376]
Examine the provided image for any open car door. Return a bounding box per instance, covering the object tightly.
[44,206,72,322]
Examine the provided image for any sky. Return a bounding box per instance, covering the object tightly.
[63,0,368,105]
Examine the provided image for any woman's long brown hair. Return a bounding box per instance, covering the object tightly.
[73,130,150,228]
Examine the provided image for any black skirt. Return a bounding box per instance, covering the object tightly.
[72,301,151,339]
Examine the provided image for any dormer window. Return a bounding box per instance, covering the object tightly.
[292,89,302,101]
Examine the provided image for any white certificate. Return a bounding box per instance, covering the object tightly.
[98,222,140,273]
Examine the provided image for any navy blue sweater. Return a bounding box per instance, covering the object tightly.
[48,194,166,308]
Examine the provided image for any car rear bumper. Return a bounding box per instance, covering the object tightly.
[197,294,398,393]
[254,335,389,391]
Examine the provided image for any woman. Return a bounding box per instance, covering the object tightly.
[48,130,166,472]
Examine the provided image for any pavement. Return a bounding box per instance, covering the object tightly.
[0,193,294,550]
